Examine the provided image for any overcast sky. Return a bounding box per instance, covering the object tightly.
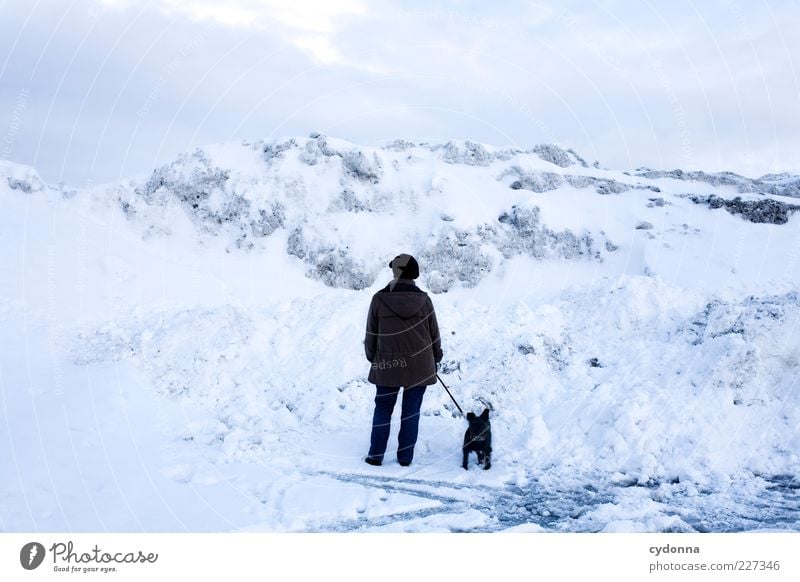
[1,0,798,186]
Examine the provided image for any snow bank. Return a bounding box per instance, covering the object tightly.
[2,135,799,532]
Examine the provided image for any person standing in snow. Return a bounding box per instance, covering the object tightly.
[363,253,443,467]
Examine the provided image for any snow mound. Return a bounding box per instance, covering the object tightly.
[108,134,633,293]
[2,134,800,532]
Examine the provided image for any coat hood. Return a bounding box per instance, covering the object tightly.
[377,292,429,319]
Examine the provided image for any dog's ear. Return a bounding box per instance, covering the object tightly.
[466,412,476,421]
[480,408,490,419]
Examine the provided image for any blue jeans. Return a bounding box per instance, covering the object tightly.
[367,385,427,464]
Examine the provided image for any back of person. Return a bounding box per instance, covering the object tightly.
[365,278,442,388]
[363,253,443,467]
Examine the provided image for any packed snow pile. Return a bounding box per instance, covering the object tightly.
[1,136,799,533]
[629,168,800,199]
[113,135,638,292]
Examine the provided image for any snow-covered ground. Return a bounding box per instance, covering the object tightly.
[1,136,799,532]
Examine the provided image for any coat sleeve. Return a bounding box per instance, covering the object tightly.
[364,295,378,362]
[427,297,443,363]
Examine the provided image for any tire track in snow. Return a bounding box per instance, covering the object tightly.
[309,471,623,532]
[308,470,497,531]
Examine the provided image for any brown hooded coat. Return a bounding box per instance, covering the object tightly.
[364,279,443,386]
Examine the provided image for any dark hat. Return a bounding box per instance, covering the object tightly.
[389,253,419,279]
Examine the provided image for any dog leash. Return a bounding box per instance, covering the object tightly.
[436,373,464,416]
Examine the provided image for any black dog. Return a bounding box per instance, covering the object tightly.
[462,408,492,470]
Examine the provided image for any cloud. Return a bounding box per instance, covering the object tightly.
[98,0,369,68]
[3,0,798,184]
